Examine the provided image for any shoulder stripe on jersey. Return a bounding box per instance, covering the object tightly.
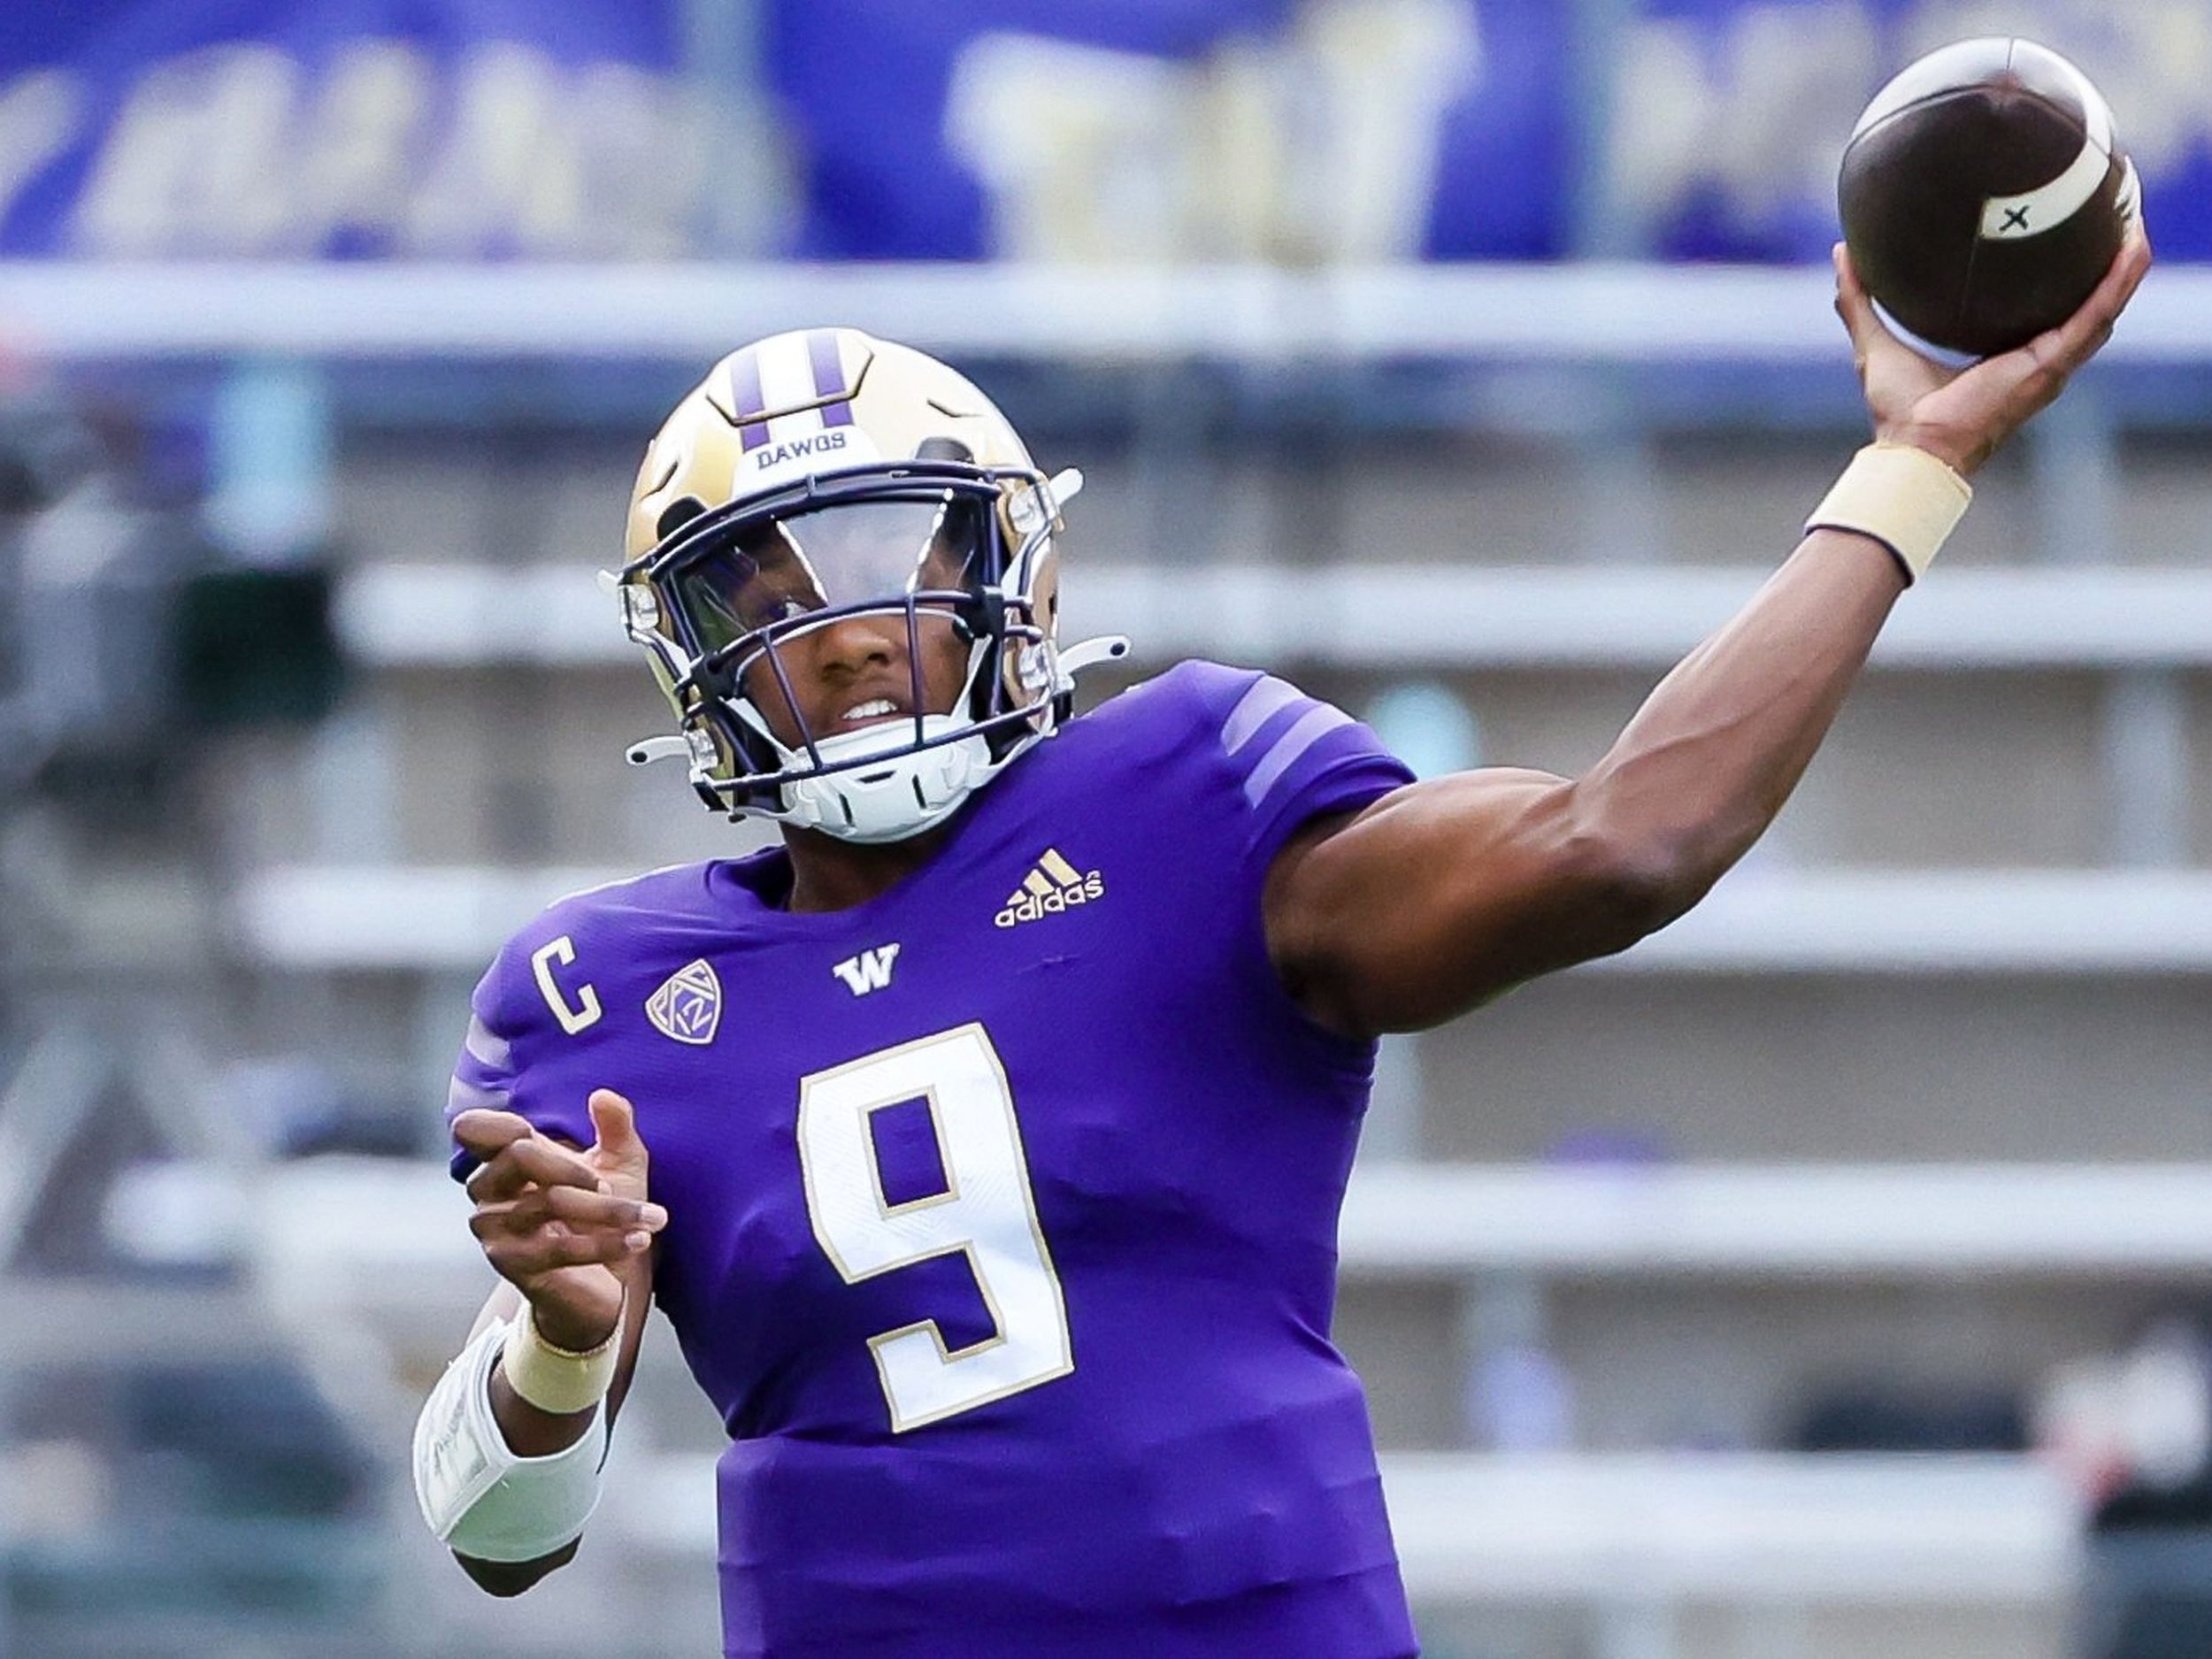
[463,1014,510,1070]
[1220,675,1304,757]
[1244,704,1356,808]
[449,1076,510,1116]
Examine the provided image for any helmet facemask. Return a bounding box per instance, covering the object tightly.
[621,460,1069,843]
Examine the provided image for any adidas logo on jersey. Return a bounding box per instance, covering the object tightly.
[995,849,1104,928]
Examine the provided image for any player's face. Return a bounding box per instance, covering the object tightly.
[741,605,972,750]
[674,497,983,749]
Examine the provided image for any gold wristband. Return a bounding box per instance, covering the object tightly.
[1805,442,1972,584]
[501,1297,622,1417]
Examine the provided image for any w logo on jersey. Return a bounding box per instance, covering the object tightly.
[833,944,902,996]
[647,959,722,1045]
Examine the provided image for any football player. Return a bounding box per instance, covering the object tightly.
[413,227,2150,1659]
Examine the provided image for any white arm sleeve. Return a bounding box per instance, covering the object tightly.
[412,1316,610,1564]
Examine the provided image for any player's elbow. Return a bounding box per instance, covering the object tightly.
[455,1538,580,1597]
[1559,818,1710,956]
[1554,769,1751,948]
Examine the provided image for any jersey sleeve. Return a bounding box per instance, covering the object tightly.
[444,932,598,1183]
[1166,660,1415,875]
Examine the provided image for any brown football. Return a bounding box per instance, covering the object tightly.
[1839,37,2138,357]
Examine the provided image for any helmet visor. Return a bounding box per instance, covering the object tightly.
[672,495,987,661]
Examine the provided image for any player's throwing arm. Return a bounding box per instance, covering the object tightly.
[1264,226,2153,1038]
[412,1090,664,1594]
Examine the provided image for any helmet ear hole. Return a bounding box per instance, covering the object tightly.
[657,496,708,539]
[913,436,974,464]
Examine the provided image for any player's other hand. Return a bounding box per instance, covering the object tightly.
[452,1090,662,1353]
[1835,220,2152,478]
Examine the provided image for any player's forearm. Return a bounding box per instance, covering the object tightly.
[1571,526,1905,917]
[442,1259,654,1592]
[446,1359,603,1594]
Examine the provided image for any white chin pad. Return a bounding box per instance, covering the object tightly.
[779,719,993,843]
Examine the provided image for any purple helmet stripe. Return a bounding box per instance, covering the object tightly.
[805,329,855,429]
[728,346,772,451]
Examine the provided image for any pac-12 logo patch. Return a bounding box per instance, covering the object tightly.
[646,958,722,1046]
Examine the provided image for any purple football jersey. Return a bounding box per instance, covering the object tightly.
[447,661,1420,1659]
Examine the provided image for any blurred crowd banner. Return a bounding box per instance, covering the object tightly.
[0,0,2207,263]
[0,0,696,259]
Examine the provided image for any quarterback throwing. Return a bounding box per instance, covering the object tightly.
[413,226,2150,1659]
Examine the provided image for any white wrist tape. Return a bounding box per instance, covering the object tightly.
[413,1317,609,1563]
[502,1295,622,1417]
[1805,442,1973,584]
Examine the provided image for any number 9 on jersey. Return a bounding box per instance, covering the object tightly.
[797,1023,1075,1432]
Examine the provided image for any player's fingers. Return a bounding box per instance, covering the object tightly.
[1831,242,1892,362]
[467,1196,539,1243]
[588,1089,649,1167]
[476,1205,649,1274]
[464,1152,533,1205]
[467,1187,580,1239]
[471,1186,665,1253]
[1832,242,1864,308]
[539,1183,668,1233]
[465,1135,608,1204]
[2092,226,2154,334]
[450,1110,539,1159]
[2038,224,2154,373]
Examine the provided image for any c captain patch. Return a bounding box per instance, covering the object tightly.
[647,958,722,1046]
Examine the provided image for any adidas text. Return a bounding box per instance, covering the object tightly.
[995,849,1106,928]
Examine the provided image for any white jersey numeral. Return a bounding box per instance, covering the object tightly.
[796,1023,1073,1432]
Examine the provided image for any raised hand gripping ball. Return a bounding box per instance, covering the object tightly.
[1839,37,2139,357]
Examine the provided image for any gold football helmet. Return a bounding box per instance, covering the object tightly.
[613,328,1126,841]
